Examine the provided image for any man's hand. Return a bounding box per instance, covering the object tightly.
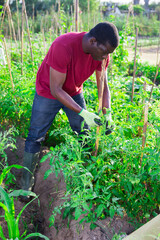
[79,109,102,128]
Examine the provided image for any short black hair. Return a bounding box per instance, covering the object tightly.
[89,22,119,48]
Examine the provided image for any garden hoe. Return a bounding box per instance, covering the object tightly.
[95,59,107,156]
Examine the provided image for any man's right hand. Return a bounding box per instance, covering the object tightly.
[79,109,102,128]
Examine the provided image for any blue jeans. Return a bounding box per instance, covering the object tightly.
[25,92,89,153]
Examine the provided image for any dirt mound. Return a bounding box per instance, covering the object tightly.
[2,137,135,240]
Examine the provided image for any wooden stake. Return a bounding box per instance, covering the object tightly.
[7,4,17,45]
[42,28,46,56]
[95,59,106,156]
[140,103,148,165]
[32,3,35,34]
[7,7,12,56]
[156,29,160,66]
[0,0,9,32]
[3,38,14,91]
[16,0,21,41]
[58,0,60,14]
[88,0,90,30]
[131,28,138,102]
[23,0,34,71]
[138,81,146,137]
[21,0,24,75]
[75,0,79,32]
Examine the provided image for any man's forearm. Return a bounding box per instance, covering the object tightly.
[102,83,111,114]
[51,87,82,113]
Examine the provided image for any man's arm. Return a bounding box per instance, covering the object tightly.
[50,67,102,127]
[96,69,111,114]
[50,67,82,113]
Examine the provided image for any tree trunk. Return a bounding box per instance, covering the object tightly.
[144,0,149,9]
[133,0,140,5]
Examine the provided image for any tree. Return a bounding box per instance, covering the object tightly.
[133,0,140,5]
[144,0,149,9]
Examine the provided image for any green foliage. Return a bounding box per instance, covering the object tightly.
[0,127,17,162]
[40,71,160,227]
[0,5,160,233]
[118,4,129,11]
[128,61,160,85]
[134,15,160,36]
[133,5,145,14]
[0,186,49,239]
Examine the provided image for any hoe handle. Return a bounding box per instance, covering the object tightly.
[95,59,106,156]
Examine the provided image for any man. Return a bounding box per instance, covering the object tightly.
[21,21,119,192]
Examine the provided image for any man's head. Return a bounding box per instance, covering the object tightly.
[84,22,119,61]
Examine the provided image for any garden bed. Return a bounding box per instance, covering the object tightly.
[2,136,135,240]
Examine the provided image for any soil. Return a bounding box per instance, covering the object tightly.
[1,137,135,240]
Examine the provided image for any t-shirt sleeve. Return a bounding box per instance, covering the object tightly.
[96,55,110,71]
[46,42,70,73]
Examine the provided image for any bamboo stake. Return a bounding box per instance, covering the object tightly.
[42,28,46,56]
[88,0,90,30]
[72,1,75,31]
[140,103,148,165]
[138,81,146,137]
[16,0,21,41]
[70,5,73,32]
[23,0,34,71]
[95,59,107,156]
[75,0,79,32]
[58,0,60,14]
[0,0,9,32]
[149,61,160,102]
[21,0,24,75]
[7,8,12,57]
[6,4,17,45]
[131,28,138,102]
[110,54,113,84]
[156,28,160,66]
[125,3,133,34]
[32,3,34,34]
[3,38,14,91]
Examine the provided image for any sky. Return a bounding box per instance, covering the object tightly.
[100,0,160,4]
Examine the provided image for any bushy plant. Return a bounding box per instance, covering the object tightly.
[41,75,160,227]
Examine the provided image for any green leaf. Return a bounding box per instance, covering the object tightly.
[0,225,6,240]
[79,217,86,225]
[0,186,12,214]
[22,233,50,240]
[9,190,37,198]
[0,164,25,185]
[44,169,53,179]
[40,154,49,163]
[109,207,115,219]
[90,223,97,230]
[63,207,70,219]
[75,207,82,220]
[82,202,90,211]
[95,204,105,218]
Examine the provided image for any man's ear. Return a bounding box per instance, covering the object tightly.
[89,37,97,46]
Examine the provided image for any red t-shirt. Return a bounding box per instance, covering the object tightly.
[36,32,109,99]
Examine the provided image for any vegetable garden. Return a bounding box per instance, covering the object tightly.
[0,0,160,239]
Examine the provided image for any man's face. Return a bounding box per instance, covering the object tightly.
[90,41,116,61]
